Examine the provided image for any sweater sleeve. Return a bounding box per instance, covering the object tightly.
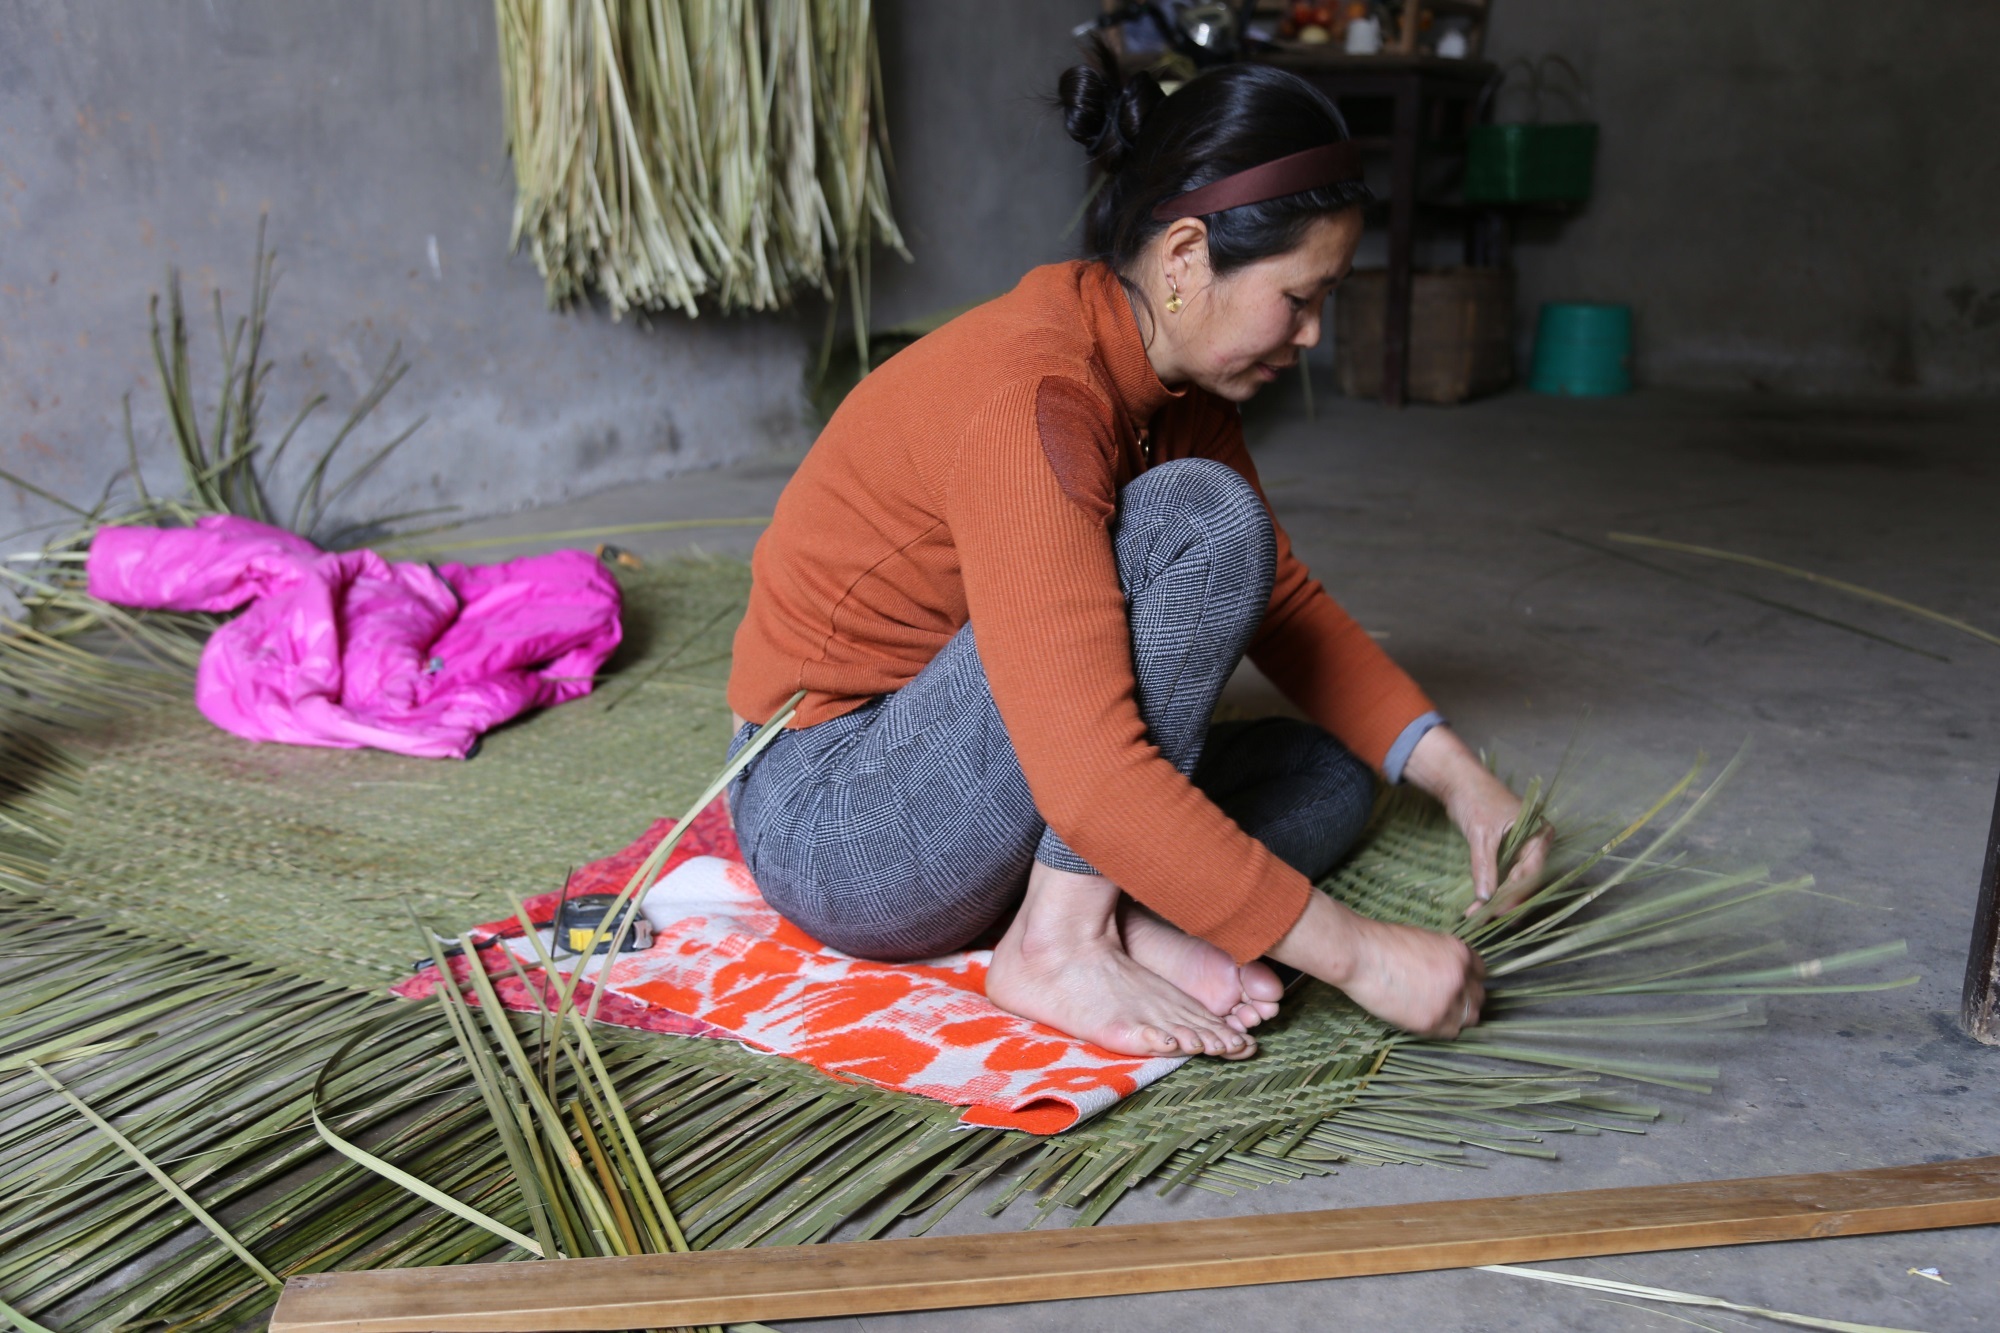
[944,381,1313,964]
[1198,415,1438,774]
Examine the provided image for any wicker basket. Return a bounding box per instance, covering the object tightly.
[1334,267,1515,404]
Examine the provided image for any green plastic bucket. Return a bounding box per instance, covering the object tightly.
[1464,123,1598,205]
[1530,302,1631,396]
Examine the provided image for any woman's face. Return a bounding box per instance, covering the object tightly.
[1160,209,1364,403]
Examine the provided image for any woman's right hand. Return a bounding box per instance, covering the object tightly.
[1270,892,1485,1039]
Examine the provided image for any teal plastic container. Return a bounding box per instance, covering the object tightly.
[1530,302,1632,396]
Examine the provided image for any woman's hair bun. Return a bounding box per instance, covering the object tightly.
[1059,49,1365,275]
[1056,37,1162,173]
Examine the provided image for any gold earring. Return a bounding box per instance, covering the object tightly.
[1164,285,1184,315]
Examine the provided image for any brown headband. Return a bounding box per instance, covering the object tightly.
[1150,141,1364,222]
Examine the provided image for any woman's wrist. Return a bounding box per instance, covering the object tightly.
[1267,886,1487,1037]
[1398,722,1547,912]
[1268,890,1368,988]
[1399,723,1481,804]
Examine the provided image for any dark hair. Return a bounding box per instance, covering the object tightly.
[1057,43,1372,280]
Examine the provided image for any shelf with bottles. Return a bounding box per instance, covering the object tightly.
[1261,1,1489,62]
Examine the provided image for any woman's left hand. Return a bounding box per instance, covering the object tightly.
[1401,725,1553,918]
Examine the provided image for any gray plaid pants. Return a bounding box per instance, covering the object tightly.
[727,458,1375,961]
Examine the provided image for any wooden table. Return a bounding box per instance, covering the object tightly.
[1254,52,1496,408]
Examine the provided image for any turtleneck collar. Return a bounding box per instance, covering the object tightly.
[1080,261,1182,429]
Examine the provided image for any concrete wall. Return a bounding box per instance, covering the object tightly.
[874,0,2000,397]
[0,0,1109,544]
[0,0,813,543]
[3,0,1985,547]
[1486,0,2000,394]
[869,1,1093,330]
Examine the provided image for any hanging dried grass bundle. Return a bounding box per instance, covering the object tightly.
[494,0,907,320]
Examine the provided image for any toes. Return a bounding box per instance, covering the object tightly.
[1166,1024,1207,1055]
[1207,1023,1252,1058]
[1157,1003,1257,1059]
[1211,1024,1257,1060]
[1229,1001,1263,1031]
[1240,961,1285,1003]
[1134,1024,1182,1056]
[1176,1023,1220,1057]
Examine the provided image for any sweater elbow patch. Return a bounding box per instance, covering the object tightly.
[1033,377,1117,521]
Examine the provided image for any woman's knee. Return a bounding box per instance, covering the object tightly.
[1115,458,1276,594]
[729,711,1039,962]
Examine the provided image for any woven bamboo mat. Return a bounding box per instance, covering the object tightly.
[45,556,751,989]
[6,551,1906,1330]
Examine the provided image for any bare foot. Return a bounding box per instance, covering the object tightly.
[1121,904,1284,1033]
[986,864,1256,1061]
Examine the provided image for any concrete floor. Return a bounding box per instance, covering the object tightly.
[439,386,2000,1331]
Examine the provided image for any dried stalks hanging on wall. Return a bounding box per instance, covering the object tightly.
[493,0,906,326]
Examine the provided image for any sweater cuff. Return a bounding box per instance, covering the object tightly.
[1381,710,1445,785]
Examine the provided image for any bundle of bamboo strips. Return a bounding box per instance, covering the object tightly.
[493,0,907,324]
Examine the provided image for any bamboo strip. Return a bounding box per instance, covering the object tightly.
[1607,532,2000,650]
[1480,1264,1925,1333]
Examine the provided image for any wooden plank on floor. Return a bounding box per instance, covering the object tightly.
[268,1155,2000,1333]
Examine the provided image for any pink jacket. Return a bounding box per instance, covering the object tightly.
[87,516,622,759]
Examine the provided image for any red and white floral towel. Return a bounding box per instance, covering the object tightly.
[394,802,1184,1133]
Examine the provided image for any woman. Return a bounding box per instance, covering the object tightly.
[725,52,1550,1062]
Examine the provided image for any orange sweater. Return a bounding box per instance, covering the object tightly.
[730,261,1435,962]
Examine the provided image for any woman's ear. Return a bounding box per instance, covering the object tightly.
[1160,218,1212,295]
